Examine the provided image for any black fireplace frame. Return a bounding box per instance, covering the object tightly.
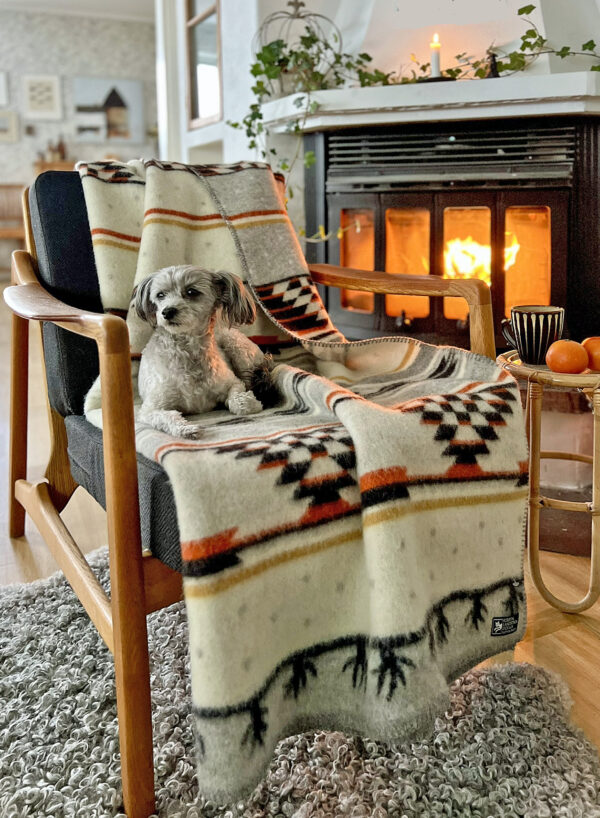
[303,115,600,347]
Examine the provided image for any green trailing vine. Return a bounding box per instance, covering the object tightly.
[435,4,600,80]
[228,26,394,187]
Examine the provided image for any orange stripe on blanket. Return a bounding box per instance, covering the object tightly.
[182,528,239,561]
[91,228,141,243]
[230,209,286,220]
[143,207,285,222]
[299,499,357,525]
[360,467,409,493]
[92,238,140,252]
[457,381,483,393]
[326,389,351,409]
[142,216,287,232]
[154,422,341,459]
[144,207,221,222]
[181,500,362,562]
[444,463,485,480]
[143,218,226,231]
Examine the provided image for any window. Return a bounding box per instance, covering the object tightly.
[186,1,221,128]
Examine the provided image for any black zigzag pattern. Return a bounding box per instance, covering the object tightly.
[214,424,357,510]
[404,384,517,469]
[255,275,332,333]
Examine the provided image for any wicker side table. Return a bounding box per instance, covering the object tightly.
[497,350,600,612]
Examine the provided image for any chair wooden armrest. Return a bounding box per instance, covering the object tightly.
[7,249,126,351]
[308,262,495,359]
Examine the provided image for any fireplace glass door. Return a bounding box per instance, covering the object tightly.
[339,208,374,313]
[326,190,567,345]
[442,206,491,322]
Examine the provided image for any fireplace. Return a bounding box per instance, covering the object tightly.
[303,115,600,348]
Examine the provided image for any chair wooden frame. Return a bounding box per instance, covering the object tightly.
[5,189,495,818]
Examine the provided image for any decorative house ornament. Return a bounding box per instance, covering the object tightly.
[72,77,145,143]
[22,75,62,121]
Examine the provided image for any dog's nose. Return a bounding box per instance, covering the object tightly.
[162,307,178,321]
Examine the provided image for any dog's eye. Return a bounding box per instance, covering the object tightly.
[155,291,165,300]
[185,287,200,298]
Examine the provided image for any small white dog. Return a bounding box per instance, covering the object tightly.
[135,264,273,439]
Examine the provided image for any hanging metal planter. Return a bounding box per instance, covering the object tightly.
[253,1,343,98]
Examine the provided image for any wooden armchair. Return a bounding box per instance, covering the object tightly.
[5,171,495,818]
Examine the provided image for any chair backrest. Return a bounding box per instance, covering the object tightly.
[28,171,103,416]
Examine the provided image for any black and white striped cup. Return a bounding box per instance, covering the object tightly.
[501,306,564,365]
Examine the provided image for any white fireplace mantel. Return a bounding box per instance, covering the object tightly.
[261,71,600,132]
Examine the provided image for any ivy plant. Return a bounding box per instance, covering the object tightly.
[434,4,600,80]
[228,26,394,187]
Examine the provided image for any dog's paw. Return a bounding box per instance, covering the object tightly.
[141,408,205,439]
[227,390,263,416]
[178,422,204,439]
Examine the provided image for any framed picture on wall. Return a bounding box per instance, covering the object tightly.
[0,111,18,142]
[73,77,145,143]
[22,75,62,120]
[0,72,8,107]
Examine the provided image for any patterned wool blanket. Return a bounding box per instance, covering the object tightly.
[77,159,529,802]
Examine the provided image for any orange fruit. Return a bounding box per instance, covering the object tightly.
[582,337,600,371]
[545,340,589,373]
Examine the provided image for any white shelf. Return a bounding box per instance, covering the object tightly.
[261,72,600,132]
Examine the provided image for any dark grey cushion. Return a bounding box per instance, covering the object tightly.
[65,415,182,572]
[29,171,103,417]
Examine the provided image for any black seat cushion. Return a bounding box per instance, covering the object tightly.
[29,171,103,417]
[65,416,182,572]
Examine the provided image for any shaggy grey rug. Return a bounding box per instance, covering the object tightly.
[1,549,600,818]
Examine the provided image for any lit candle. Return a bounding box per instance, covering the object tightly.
[430,32,441,78]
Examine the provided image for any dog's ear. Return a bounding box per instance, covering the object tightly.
[212,271,256,326]
[133,274,158,327]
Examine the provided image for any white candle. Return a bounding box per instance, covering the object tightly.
[430,32,441,78]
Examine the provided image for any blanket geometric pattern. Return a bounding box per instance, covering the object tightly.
[77,159,529,803]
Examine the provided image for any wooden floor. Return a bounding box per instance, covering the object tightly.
[0,288,599,754]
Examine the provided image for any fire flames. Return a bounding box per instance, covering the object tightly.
[443,232,520,286]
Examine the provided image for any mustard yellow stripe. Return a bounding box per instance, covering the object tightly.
[363,488,529,529]
[392,343,418,372]
[143,217,225,231]
[234,217,288,230]
[143,216,288,232]
[92,238,140,252]
[185,526,362,598]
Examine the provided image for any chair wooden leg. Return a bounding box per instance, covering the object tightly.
[9,312,28,537]
[100,326,156,818]
[112,598,156,818]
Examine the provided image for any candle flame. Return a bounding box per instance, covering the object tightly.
[432,32,440,45]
